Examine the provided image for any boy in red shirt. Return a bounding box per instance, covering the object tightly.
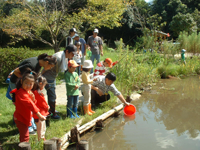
[93,58,118,77]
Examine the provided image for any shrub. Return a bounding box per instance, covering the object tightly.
[0,47,54,83]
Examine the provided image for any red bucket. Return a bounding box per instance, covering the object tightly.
[123,104,136,116]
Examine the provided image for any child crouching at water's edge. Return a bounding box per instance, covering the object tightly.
[10,70,46,143]
[65,60,80,118]
[32,76,49,141]
[81,60,97,115]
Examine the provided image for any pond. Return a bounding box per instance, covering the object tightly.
[82,76,200,150]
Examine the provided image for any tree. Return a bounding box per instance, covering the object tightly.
[0,0,128,52]
[169,13,197,37]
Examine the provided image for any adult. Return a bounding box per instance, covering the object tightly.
[74,34,87,65]
[87,28,103,73]
[66,28,77,46]
[91,73,129,108]
[9,53,57,90]
[9,53,57,134]
[42,44,77,119]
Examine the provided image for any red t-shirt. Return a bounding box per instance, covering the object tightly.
[94,61,118,77]
[32,90,49,119]
[11,88,39,126]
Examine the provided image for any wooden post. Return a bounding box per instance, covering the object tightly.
[50,137,62,150]
[18,142,31,150]
[43,139,56,150]
[76,140,88,150]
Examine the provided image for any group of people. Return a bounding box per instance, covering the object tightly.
[6,28,130,143]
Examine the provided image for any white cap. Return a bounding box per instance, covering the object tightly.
[181,49,186,52]
[93,28,99,33]
[82,60,94,68]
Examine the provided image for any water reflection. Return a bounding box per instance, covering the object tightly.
[79,76,200,150]
[139,76,200,138]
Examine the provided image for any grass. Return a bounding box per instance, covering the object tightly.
[1,46,200,149]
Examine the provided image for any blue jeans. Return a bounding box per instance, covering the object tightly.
[45,80,56,114]
[90,54,100,73]
[67,95,79,108]
[28,117,37,132]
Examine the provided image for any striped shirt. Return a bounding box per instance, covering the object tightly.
[92,76,121,96]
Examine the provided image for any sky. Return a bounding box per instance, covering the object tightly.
[145,0,153,3]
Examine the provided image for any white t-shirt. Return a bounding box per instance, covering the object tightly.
[73,51,82,64]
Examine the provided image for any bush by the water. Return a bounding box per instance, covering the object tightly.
[0,47,54,83]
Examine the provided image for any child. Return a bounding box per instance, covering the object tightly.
[74,41,82,76]
[181,49,186,65]
[81,60,96,115]
[65,60,80,118]
[10,71,45,142]
[32,76,49,141]
[93,58,118,77]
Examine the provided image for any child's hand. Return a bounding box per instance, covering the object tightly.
[36,112,46,121]
[29,91,35,102]
[74,85,79,90]
[39,115,46,121]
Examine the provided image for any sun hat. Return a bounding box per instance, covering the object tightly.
[68,60,79,67]
[105,58,113,68]
[69,28,77,33]
[76,41,81,46]
[181,49,186,52]
[93,28,99,33]
[82,60,94,68]
[65,44,77,55]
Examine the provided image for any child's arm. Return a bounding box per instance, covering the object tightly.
[36,112,46,121]
[64,73,77,88]
[82,72,93,84]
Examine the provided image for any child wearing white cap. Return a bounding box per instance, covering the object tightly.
[81,60,97,115]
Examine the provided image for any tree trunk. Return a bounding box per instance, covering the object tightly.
[54,45,60,53]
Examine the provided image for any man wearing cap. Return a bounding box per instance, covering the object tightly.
[66,28,77,46]
[74,34,87,65]
[93,58,118,77]
[91,72,129,108]
[87,28,103,73]
[42,44,77,119]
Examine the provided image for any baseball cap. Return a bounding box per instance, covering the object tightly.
[74,33,79,37]
[65,44,77,55]
[181,49,186,52]
[68,60,79,67]
[105,58,113,68]
[69,28,77,33]
[93,28,99,33]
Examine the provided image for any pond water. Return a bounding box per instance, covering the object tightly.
[84,76,200,150]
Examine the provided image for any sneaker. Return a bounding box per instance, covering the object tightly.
[29,131,36,135]
[51,114,60,119]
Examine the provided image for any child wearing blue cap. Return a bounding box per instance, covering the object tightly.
[181,49,186,65]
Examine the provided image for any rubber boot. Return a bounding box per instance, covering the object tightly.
[67,107,75,119]
[73,107,80,118]
[83,105,92,115]
[88,104,95,114]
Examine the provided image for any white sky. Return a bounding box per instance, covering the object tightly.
[145,0,153,3]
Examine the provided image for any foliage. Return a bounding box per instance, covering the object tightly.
[169,13,197,37]
[178,31,200,53]
[0,47,54,83]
